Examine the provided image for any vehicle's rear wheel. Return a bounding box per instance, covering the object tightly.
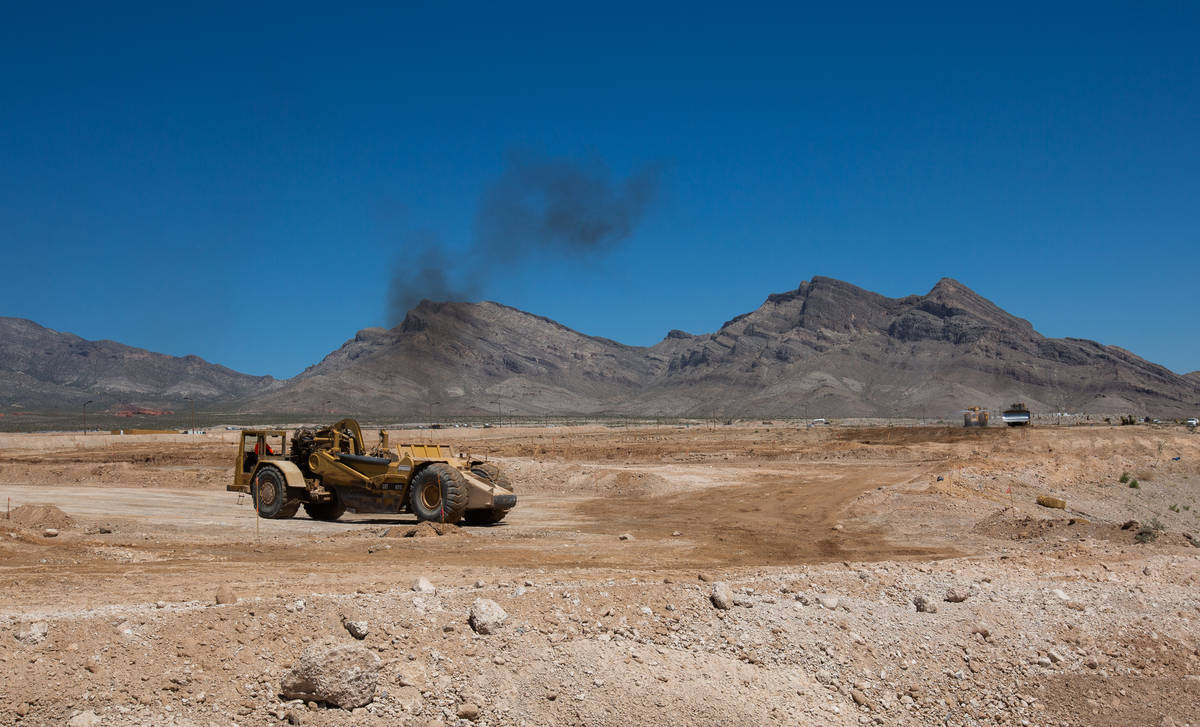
[252,467,288,519]
[470,462,512,489]
[408,463,469,524]
[463,508,509,525]
[303,490,346,522]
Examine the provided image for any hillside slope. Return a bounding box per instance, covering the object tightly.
[0,318,276,409]
[248,277,1200,417]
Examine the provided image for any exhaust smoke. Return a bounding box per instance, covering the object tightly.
[386,152,661,326]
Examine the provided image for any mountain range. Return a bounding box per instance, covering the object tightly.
[0,317,273,409]
[4,277,1198,417]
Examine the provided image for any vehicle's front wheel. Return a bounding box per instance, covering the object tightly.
[252,467,288,519]
[303,491,345,522]
[408,463,469,524]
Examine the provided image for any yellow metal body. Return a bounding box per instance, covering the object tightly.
[228,420,514,515]
[963,406,989,427]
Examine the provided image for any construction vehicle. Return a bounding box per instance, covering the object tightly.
[228,418,516,525]
[963,406,989,427]
[1001,403,1031,427]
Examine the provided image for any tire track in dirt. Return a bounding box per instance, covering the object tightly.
[576,463,959,565]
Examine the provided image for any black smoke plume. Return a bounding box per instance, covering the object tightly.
[386,242,475,328]
[386,152,660,326]
[475,152,661,257]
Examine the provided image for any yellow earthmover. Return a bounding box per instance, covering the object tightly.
[228,418,515,525]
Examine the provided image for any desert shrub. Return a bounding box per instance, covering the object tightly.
[1135,518,1165,544]
[1119,471,1130,484]
[1129,479,1140,489]
[1169,504,1180,513]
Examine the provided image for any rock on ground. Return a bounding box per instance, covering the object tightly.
[412,576,435,593]
[280,642,380,709]
[710,582,733,610]
[913,595,938,613]
[14,621,48,645]
[458,703,481,721]
[214,585,237,605]
[67,711,101,727]
[468,598,508,634]
[393,686,423,712]
[944,588,969,603]
[342,617,368,640]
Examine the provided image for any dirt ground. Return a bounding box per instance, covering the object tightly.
[1,422,1198,726]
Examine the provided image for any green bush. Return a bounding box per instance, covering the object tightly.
[1135,518,1165,544]
[1170,504,1180,513]
[1129,479,1140,489]
[1119,471,1130,484]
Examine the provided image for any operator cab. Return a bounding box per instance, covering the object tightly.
[238,431,287,474]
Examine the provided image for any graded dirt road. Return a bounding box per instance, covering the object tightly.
[1,423,1198,726]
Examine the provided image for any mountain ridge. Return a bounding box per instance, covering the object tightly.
[248,277,1200,417]
[3,278,1197,417]
[0,317,277,409]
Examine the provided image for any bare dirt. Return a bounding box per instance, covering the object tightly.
[1,423,1198,726]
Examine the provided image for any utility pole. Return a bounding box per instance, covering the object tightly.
[183,396,195,434]
[83,400,93,435]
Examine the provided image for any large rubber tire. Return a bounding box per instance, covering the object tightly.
[471,462,513,490]
[464,462,514,526]
[463,508,510,525]
[303,491,346,522]
[408,463,469,524]
[252,466,288,519]
[276,500,301,519]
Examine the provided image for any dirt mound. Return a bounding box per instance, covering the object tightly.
[835,426,1007,445]
[565,468,673,497]
[383,522,467,538]
[972,509,1127,543]
[8,503,73,530]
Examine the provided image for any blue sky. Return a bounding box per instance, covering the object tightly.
[2,3,1198,377]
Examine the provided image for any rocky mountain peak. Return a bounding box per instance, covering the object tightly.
[6,277,1197,417]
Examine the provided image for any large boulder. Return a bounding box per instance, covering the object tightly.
[710,582,734,610]
[468,598,508,634]
[280,642,380,709]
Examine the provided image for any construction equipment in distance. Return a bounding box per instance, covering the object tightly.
[228,418,516,525]
[963,406,989,427]
[1001,403,1032,427]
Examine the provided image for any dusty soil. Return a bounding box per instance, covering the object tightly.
[1,423,1198,726]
